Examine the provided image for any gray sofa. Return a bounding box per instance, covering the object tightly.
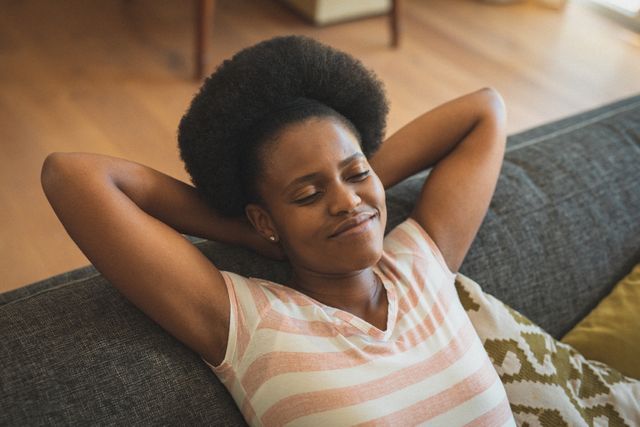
[2,94,639,425]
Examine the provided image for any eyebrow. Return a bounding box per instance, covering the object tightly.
[283,152,366,195]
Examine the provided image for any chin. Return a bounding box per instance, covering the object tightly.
[349,251,383,271]
[332,236,384,272]
[298,218,387,273]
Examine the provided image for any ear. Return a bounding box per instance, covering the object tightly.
[245,203,278,241]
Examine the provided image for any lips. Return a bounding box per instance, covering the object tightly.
[329,211,377,238]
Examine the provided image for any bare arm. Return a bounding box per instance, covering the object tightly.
[369,87,507,273]
[40,152,270,366]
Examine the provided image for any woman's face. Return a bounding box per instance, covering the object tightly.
[247,116,387,275]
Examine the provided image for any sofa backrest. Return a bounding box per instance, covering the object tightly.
[2,94,639,425]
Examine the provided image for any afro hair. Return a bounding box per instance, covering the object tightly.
[177,34,390,217]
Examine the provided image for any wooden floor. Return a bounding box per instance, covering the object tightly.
[1,0,640,293]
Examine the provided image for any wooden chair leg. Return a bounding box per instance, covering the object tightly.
[195,0,215,80]
[390,0,401,48]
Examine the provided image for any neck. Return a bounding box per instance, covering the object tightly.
[287,267,383,315]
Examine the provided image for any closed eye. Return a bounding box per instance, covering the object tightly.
[350,170,370,181]
[293,171,370,205]
[294,192,321,205]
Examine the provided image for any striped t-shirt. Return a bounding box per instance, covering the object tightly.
[203,217,515,426]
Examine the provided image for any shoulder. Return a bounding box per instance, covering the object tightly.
[382,217,456,278]
[202,271,275,369]
[219,271,312,324]
[219,271,271,315]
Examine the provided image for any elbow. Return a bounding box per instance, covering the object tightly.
[41,152,62,193]
[41,152,75,197]
[480,87,507,120]
[478,87,507,145]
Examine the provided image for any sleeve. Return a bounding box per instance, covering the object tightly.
[383,217,456,279]
[202,271,259,374]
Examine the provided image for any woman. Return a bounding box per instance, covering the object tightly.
[41,35,512,425]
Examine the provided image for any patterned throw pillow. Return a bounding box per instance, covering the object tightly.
[454,273,640,427]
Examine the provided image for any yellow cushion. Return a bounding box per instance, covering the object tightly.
[561,262,640,379]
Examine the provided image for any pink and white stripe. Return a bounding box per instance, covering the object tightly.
[203,218,515,426]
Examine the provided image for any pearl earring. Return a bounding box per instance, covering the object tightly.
[269,236,276,242]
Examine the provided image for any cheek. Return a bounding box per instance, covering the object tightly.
[369,174,388,233]
[369,174,387,211]
[275,209,332,269]
[273,207,325,248]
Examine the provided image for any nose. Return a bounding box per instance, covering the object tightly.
[328,182,362,215]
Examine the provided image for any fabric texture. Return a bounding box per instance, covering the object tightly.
[204,218,515,426]
[0,272,246,426]
[561,262,640,380]
[454,273,640,427]
[455,95,640,338]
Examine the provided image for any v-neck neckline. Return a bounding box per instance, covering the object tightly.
[327,268,397,341]
[254,267,398,342]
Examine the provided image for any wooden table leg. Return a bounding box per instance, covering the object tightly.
[195,0,215,80]
[390,0,401,48]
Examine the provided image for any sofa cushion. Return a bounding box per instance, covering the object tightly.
[0,274,247,425]
[454,273,640,426]
[561,262,640,379]
[458,94,640,337]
